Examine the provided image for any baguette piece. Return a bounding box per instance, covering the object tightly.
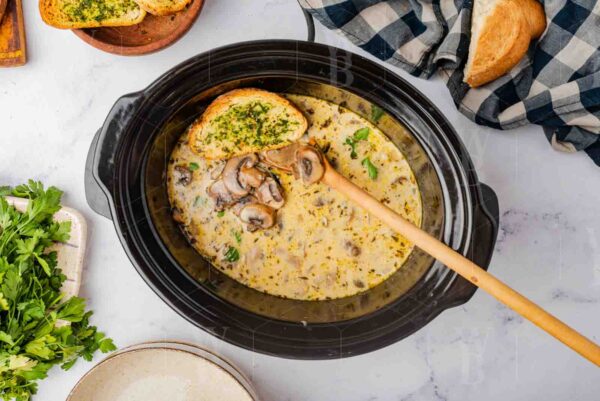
[188,88,308,160]
[464,0,546,87]
[135,0,193,16]
[39,0,146,29]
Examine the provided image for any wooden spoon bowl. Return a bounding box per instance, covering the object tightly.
[72,0,204,56]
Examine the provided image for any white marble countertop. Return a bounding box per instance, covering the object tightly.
[1,1,599,400]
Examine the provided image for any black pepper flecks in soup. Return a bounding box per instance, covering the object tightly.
[167,94,422,300]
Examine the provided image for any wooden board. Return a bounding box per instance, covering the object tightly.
[6,197,86,298]
[0,0,26,67]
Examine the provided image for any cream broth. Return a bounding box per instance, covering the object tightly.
[167,94,422,300]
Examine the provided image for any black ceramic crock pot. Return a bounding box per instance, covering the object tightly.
[84,40,499,359]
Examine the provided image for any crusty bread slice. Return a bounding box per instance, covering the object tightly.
[135,0,192,16]
[464,0,546,88]
[39,0,146,29]
[188,88,308,160]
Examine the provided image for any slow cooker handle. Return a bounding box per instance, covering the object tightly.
[469,182,500,272]
[84,93,144,220]
[478,183,500,237]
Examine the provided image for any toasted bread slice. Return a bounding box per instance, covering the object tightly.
[188,89,308,160]
[464,0,546,87]
[135,0,192,16]
[39,0,146,29]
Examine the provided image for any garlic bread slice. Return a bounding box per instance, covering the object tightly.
[188,88,308,160]
[39,0,146,29]
[135,0,193,16]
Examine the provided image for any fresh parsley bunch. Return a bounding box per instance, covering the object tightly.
[0,181,115,401]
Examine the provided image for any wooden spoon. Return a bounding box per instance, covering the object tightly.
[196,85,600,364]
[316,154,600,366]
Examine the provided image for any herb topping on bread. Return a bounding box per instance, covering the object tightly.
[188,88,308,160]
[39,0,146,29]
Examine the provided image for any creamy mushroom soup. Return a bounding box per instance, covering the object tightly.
[167,94,422,300]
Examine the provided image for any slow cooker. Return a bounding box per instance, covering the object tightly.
[84,40,499,359]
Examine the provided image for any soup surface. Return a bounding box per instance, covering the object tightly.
[167,94,422,300]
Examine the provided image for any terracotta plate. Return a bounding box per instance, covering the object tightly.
[72,0,204,56]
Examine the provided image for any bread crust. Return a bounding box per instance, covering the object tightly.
[465,0,546,88]
[135,0,193,16]
[521,0,546,38]
[188,88,308,160]
[39,0,146,29]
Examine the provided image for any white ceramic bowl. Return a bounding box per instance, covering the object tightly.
[68,341,258,401]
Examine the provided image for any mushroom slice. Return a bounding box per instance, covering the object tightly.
[239,204,276,232]
[294,145,325,185]
[174,165,193,186]
[231,195,259,216]
[344,240,361,257]
[207,179,236,211]
[256,176,285,209]
[210,161,226,180]
[222,153,259,197]
[239,166,266,189]
[260,143,299,173]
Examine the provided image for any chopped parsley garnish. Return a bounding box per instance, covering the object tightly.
[204,101,299,156]
[344,127,370,159]
[0,181,115,400]
[371,105,385,122]
[231,229,242,244]
[224,247,240,263]
[361,157,378,180]
[193,196,206,207]
[353,127,370,141]
[188,162,199,171]
[217,210,225,218]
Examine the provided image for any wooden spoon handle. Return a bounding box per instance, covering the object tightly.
[322,167,600,366]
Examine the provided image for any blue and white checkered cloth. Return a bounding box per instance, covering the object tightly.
[299,0,600,166]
